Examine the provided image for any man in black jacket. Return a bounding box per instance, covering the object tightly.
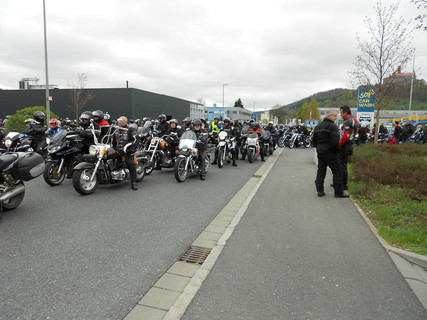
[23,111,47,155]
[312,109,348,198]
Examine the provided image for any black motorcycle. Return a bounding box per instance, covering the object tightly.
[0,151,45,211]
[2,132,34,153]
[43,129,84,186]
[72,125,146,195]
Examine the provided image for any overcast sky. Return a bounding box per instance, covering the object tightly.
[1,0,426,111]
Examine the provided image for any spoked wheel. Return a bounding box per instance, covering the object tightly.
[289,140,295,149]
[2,181,25,211]
[72,168,98,195]
[145,161,155,175]
[277,137,285,148]
[204,155,210,173]
[174,157,188,182]
[43,162,66,186]
[248,149,255,163]
[304,138,311,148]
[135,159,146,182]
[217,148,224,168]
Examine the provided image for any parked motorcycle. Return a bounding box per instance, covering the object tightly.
[43,129,84,186]
[241,133,261,163]
[174,131,210,182]
[72,125,145,195]
[260,131,273,157]
[2,132,35,153]
[288,132,310,148]
[0,151,45,211]
[143,132,180,172]
[216,131,236,168]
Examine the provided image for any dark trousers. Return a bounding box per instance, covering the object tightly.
[124,154,137,182]
[315,151,343,194]
[339,143,353,189]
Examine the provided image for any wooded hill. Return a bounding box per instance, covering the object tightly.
[270,78,427,122]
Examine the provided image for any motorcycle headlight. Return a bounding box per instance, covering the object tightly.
[89,145,99,155]
[4,139,12,148]
[191,148,198,156]
[50,146,62,153]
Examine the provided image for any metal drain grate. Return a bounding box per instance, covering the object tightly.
[179,246,212,265]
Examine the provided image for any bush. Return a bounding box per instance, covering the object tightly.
[5,106,60,133]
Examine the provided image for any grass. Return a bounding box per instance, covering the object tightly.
[349,143,427,255]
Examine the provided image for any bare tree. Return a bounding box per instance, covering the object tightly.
[350,0,414,143]
[412,0,427,30]
[67,73,95,120]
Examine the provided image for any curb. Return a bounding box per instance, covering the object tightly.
[124,149,283,320]
[351,201,427,269]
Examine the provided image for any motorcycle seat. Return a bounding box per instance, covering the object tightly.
[0,153,19,170]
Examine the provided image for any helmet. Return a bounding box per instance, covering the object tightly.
[24,118,33,124]
[268,121,274,125]
[158,114,166,120]
[92,110,104,122]
[80,113,91,121]
[49,118,59,128]
[34,111,45,121]
[192,119,202,127]
[143,117,151,122]
[104,112,111,121]
[223,117,231,124]
[251,122,260,130]
[183,117,191,123]
[169,118,178,124]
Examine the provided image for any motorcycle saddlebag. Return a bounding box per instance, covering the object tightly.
[12,152,45,181]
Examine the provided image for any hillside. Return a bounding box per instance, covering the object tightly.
[271,79,427,122]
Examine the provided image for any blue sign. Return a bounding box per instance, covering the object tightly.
[357,89,376,112]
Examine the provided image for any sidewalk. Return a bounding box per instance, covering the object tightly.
[125,148,427,320]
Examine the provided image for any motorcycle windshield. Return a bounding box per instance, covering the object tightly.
[179,131,197,149]
[49,129,68,147]
[248,133,258,139]
[138,121,152,136]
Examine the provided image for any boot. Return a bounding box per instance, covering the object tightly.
[131,181,138,190]
[232,161,237,167]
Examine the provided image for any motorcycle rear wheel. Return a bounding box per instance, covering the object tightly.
[174,157,187,182]
[217,148,224,168]
[72,168,98,195]
[1,181,25,211]
[43,162,66,186]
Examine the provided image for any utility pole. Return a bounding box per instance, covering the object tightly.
[409,56,415,112]
[43,0,50,122]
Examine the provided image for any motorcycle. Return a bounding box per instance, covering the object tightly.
[216,131,236,168]
[260,131,273,157]
[2,132,35,153]
[143,132,180,173]
[288,132,310,148]
[0,151,45,211]
[174,131,210,182]
[241,132,260,163]
[72,124,146,195]
[43,129,84,186]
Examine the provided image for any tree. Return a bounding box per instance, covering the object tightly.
[67,73,95,120]
[412,0,427,30]
[6,106,60,133]
[350,0,414,143]
[297,98,320,122]
[234,98,244,108]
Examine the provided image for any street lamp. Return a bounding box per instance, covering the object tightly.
[43,0,50,122]
[222,83,228,109]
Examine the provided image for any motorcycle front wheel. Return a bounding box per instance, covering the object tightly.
[217,148,224,168]
[72,168,98,195]
[288,140,295,149]
[248,148,255,163]
[277,137,285,148]
[304,138,311,148]
[174,157,188,182]
[135,160,146,182]
[1,181,25,211]
[43,162,66,186]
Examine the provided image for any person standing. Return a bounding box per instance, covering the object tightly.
[339,105,358,192]
[393,121,402,142]
[313,109,348,198]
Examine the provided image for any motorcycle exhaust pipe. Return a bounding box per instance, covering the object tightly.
[0,184,25,203]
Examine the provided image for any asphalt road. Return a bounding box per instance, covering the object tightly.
[184,148,427,320]
[0,155,264,320]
